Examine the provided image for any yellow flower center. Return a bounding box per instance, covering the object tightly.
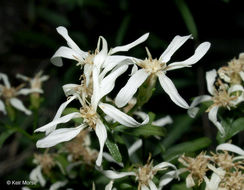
[80,105,99,129]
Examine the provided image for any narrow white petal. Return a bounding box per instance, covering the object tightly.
[39,75,49,82]
[167,42,211,70]
[56,26,86,55]
[62,84,80,97]
[105,181,114,190]
[159,171,177,189]
[17,88,43,95]
[152,115,173,127]
[204,173,221,190]
[47,96,78,135]
[133,111,148,120]
[0,73,11,88]
[50,180,68,190]
[84,64,93,87]
[206,69,217,95]
[16,73,29,81]
[36,124,86,148]
[35,112,81,133]
[216,143,244,156]
[94,36,108,69]
[91,66,100,110]
[99,103,149,127]
[187,95,212,118]
[115,69,149,108]
[186,174,195,188]
[51,46,84,67]
[159,35,192,63]
[94,120,107,166]
[100,65,128,99]
[0,99,6,115]
[239,71,244,81]
[29,165,46,187]
[141,184,150,190]
[131,64,139,76]
[208,106,225,136]
[109,33,149,55]
[9,97,32,115]
[148,180,157,190]
[153,162,176,171]
[157,72,189,109]
[103,170,136,179]
[128,139,142,156]
[228,84,244,93]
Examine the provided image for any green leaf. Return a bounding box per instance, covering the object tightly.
[217,117,244,143]
[0,129,16,148]
[162,115,194,149]
[171,183,192,190]
[106,138,122,163]
[163,137,212,161]
[174,0,198,39]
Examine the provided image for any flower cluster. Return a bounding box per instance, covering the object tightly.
[178,143,244,190]
[188,54,244,137]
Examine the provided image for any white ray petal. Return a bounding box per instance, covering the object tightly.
[159,35,192,63]
[35,112,81,133]
[17,88,43,95]
[16,73,30,81]
[152,115,173,127]
[105,181,114,190]
[30,165,46,187]
[115,69,149,108]
[91,66,100,110]
[94,36,108,69]
[159,171,177,189]
[239,71,244,81]
[50,180,68,190]
[0,99,6,115]
[187,95,212,118]
[0,73,11,88]
[206,69,217,95]
[62,84,80,97]
[153,162,176,171]
[9,97,32,115]
[109,33,149,55]
[103,170,136,179]
[99,103,149,127]
[216,143,244,156]
[186,174,195,188]
[46,96,77,135]
[51,46,84,67]
[84,64,93,87]
[56,26,86,55]
[157,72,189,109]
[39,75,49,82]
[208,106,225,136]
[100,65,128,99]
[36,124,86,148]
[94,120,107,166]
[148,180,157,190]
[167,42,211,70]
[141,184,150,190]
[228,84,244,93]
[128,139,142,156]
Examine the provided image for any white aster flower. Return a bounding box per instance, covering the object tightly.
[35,70,149,167]
[188,69,244,136]
[51,26,149,86]
[115,35,211,109]
[103,155,177,190]
[16,70,49,93]
[0,73,40,115]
